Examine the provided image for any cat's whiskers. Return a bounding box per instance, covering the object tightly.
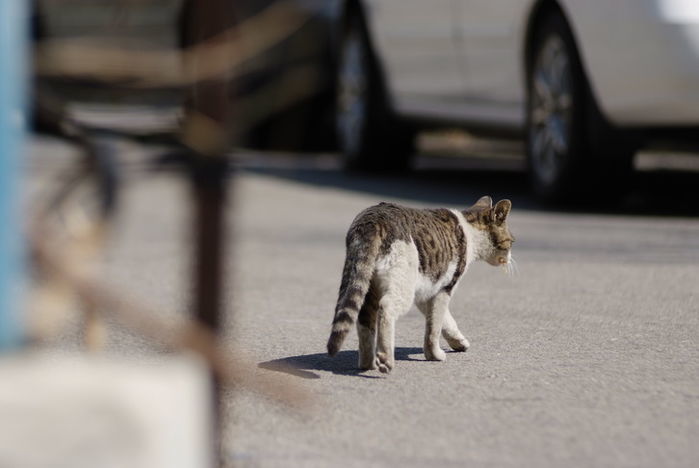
[503,256,519,277]
[511,256,519,276]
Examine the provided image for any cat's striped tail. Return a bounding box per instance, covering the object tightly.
[327,230,381,356]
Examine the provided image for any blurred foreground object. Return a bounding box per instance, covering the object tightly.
[25,1,312,465]
[0,353,213,468]
[34,0,336,151]
[0,0,29,349]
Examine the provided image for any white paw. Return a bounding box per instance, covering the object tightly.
[425,346,446,361]
[359,358,377,371]
[447,337,470,352]
[375,353,394,374]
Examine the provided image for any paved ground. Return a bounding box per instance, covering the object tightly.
[30,139,699,467]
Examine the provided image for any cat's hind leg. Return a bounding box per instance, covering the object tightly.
[357,281,379,370]
[442,310,469,352]
[376,288,413,374]
[375,300,396,374]
[374,242,418,374]
[375,290,413,374]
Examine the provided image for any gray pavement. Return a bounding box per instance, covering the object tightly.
[30,140,699,467]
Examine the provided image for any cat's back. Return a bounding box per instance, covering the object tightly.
[348,203,460,251]
[348,202,422,242]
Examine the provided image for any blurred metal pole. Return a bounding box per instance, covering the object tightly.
[0,0,28,350]
[180,0,238,463]
[190,154,228,404]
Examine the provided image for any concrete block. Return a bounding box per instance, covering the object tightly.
[0,352,213,468]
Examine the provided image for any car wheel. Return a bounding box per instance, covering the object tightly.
[526,13,633,202]
[335,11,413,171]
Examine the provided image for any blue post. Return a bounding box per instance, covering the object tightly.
[0,0,28,349]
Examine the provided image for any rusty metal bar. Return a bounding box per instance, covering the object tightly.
[180,1,239,463]
[190,155,228,422]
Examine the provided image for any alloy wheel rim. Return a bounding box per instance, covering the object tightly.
[336,31,367,158]
[529,36,573,185]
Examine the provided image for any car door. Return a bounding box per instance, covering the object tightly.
[456,0,529,111]
[365,0,464,111]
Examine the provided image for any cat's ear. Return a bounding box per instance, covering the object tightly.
[466,196,493,213]
[493,199,512,224]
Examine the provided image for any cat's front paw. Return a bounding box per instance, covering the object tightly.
[375,352,394,374]
[358,357,377,371]
[446,337,470,352]
[424,346,446,361]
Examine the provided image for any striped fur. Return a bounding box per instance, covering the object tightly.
[326,198,515,372]
[326,220,382,356]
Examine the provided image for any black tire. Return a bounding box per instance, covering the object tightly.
[335,10,414,171]
[526,12,634,202]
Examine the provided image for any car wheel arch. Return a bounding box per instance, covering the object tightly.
[524,2,574,84]
[523,1,636,201]
[333,0,416,171]
[335,0,401,125]
[337,1,384,81]
[523,0,611,128]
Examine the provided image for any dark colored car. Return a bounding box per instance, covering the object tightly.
[35,0,338,150]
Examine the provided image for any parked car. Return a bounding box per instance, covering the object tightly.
[332,0,699,199]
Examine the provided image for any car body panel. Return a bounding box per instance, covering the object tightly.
[457,0,533,106]
[365,0,464,101]
[364,0,525,133]
[559,0,699,126]
[363,0,699,131]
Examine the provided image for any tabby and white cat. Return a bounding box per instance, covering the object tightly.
[326,196,515,373]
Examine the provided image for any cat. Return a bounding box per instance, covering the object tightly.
[326,196,515,373]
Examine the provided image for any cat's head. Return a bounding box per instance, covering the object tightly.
[464,196,515,268]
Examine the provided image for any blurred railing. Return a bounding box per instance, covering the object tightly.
[21,1,315,465]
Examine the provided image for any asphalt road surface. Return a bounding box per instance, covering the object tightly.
[31,139,699,467]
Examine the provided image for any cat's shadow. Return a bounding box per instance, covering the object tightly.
[258,347,424,380]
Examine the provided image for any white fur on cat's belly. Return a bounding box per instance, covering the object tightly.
[414,260,457,303]
[374,239,458,309]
